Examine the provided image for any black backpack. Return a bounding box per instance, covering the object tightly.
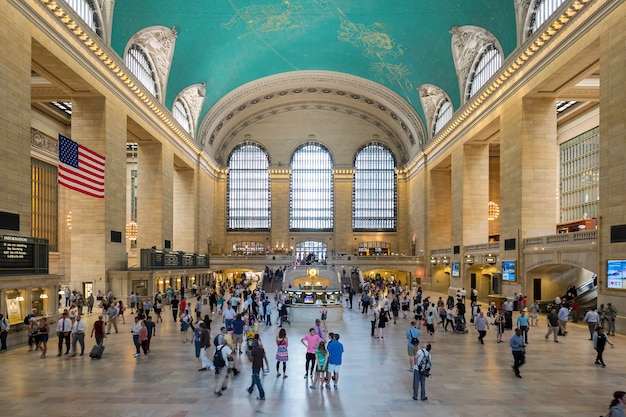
[417,349,431,376]
[213,346,226,368]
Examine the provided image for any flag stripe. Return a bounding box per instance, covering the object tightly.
[58,134,105,198]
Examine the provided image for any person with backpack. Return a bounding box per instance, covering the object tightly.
[405,321,420,371]
[413,343,431,401]
[213,336,232,396]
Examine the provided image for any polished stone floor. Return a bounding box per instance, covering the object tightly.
[0,292,623,417]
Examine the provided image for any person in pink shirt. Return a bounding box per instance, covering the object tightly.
[301,328,323,380]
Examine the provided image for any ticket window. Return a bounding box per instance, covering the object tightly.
[32,288,49,316]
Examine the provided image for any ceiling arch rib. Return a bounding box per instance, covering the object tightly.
[198,71,426,164]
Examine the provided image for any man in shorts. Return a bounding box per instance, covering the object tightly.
[326,333,344,389]
[405,321,420,371]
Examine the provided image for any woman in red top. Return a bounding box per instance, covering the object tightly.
[91,315,105,346]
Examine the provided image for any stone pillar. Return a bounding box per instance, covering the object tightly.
[333,169,354,256]
[429,168,451,248]
[137,142,173,250]
[269,168,291,254]
[500,98,557,241]
[174,166,195,252]
[452,144,489,246]
[66,97,127,294]
[598,6,626,334]
[0,9,31,231]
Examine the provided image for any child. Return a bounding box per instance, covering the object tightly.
[310,340,329,389]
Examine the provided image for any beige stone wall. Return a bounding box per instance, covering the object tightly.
[0,9,32,233]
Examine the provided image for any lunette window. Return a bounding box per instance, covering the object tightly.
[466,44,502,101]
[126,45,159,99]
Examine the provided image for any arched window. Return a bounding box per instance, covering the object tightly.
[173,98,191,133]
[64,0,103,37]
[290,143,333,231]
[527,0,567,38]
[466,44,502,101]
[227,143,271,230]
[296,241,328,262]
[353,144,396,231]
[126,44,159,99]
[433,99,453,135]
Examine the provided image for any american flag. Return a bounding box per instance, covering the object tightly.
[58,134,105,198]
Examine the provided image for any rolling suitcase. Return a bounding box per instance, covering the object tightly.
[89,344,105,359]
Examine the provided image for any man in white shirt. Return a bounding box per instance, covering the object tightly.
[214,337,233,396]
[106,304,119,334]
[223,305,236,331]
[71,315,87,356]
[131,316,142,357]
[56,311,72,355]
[557,305,569,336]
[582,306,600,340]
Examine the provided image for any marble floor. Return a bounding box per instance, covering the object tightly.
[0,293,623,417]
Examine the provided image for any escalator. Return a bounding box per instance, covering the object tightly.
[573,275,597,310]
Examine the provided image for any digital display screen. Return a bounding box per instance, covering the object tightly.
[607,260,626,289]
[451,262,460,277]
[304,294,314,303]
[502,261,516,281]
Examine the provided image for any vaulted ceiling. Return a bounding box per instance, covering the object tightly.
[110,0,518,149]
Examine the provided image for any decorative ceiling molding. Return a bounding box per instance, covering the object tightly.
[176,83,206,138]
[450,25,500,104]
[418,84,450,142]
[198,70,426,154]
[126,25,177,104]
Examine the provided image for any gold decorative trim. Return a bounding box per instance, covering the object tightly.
[38,0,203,158]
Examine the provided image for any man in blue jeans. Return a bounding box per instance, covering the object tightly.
[413,343,431,401]
[246,335,269,400]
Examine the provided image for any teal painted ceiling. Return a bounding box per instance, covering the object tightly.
[111,0,517,129]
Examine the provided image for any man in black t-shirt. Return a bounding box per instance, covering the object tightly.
[171,296,180,322]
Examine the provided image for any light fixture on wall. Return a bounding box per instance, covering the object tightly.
[488,201,500,221]
[126,221,138,240]
[40,294,49,299]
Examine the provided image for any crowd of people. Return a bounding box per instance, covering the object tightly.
[0,279,622,416]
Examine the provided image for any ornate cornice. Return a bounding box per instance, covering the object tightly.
[31,128,58,157]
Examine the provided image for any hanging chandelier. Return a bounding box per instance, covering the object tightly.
[125,221,138,240]
[488,201,500,221]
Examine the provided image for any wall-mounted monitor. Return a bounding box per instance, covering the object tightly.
[304,294,315,303]
[451,262,460,277]
[606,260,626,289]
[502,260,516,281]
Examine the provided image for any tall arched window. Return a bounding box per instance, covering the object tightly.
[227,143,270,230]
[65,0,103,37]
[353,144,396,231]
[466,44,502,100]
[527,0,566,38]
[173,98,191,133]
[290,143,333,231]
[126,44,159,99]
[433,99,453,136]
